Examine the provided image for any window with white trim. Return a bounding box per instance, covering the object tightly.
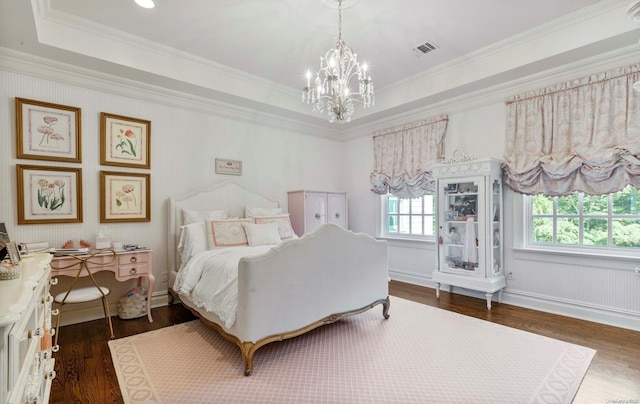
[382,194,436,238]
[526,186,640,252]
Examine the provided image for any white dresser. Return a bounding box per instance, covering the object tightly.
[287,190,348,236]
[0,253,56,404]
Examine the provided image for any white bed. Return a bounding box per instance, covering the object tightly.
[167,182,390,376]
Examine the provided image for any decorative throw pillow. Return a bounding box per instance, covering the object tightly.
[177,221,207,267]
[242,222,281,247]
[206,218,252,248]
[244,206,282,218]
[182,208,229,225]
[254,214,296,239]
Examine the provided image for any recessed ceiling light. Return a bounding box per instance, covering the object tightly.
[135,0,155,9]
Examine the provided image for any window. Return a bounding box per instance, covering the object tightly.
[382,194,436,238]
[526,186,640,253]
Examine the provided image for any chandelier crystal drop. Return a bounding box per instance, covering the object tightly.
[302,0,374,123]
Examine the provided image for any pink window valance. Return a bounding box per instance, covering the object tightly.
[370,115,448,198]
[504,63,640,196]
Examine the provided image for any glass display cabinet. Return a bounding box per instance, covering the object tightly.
[431,153,505,309]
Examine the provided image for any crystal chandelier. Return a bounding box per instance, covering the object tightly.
[302,0,374,123]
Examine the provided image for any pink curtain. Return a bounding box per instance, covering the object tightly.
[504,63,640,196]
[370,115,447,198]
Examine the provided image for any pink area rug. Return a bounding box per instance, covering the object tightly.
[109,297,595,403]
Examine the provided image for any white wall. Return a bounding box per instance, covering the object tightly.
[0,67,345,324]
[342,83,640,332]
[2,47,639,331]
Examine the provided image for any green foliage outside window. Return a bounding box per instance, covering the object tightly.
[530,186,640,249]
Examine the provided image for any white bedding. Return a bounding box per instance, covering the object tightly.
[173,245,276,327]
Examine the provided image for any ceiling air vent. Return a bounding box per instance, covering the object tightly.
[412,41,437,57]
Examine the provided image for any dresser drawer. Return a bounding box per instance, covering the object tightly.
[117,263,149,277]
[117,252,149,266]
[7,273,47,404]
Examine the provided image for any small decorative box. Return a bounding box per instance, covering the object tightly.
[0,263,21,281]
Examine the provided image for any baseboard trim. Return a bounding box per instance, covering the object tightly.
[389,269,640,332]
[501,290,640,332]
[56,292,170,327]
[388,269,435,288]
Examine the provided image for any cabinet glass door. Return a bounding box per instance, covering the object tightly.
[489,178,502,276]
[440,178,481,276]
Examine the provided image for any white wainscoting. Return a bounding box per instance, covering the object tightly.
[389,259,640,332]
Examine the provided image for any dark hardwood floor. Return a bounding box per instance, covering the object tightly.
[50,281,640,403]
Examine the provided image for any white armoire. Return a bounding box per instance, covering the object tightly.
[287,190,348,236]
[431,154,505,309]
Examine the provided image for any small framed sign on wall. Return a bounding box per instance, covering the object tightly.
[215,158,242,176]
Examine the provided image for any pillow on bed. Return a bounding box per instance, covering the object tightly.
[177,221,208,267]
[242,222,281,246]
[206,218,253,248]
[244,206,282,218]
[182,208,228,225]
[254,214,296,239]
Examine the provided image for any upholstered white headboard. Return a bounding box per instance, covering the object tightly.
[167,181,280,275]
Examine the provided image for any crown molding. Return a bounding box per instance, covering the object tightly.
[378,0,632,97]
[341,43,640,141]
[11,0,640,142]
[0,47,342,140]
[31,0,317,119]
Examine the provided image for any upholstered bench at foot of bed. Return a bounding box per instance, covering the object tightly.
[184,295,390,376]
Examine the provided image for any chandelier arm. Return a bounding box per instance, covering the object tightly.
[301,0,373,123]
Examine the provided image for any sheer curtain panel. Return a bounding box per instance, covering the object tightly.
[370,115,447,198]
[504,64,640,195]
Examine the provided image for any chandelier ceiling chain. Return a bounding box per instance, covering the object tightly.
[302,0,374,123]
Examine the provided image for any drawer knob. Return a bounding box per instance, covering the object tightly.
[130,268,137,274]
[335,213,340,219]
[315,213,321,219]
[130,256,137,263]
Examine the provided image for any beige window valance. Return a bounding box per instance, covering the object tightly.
[370,115,448,198]
[504,63,640,195]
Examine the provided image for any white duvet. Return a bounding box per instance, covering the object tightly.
[173,245,275,328]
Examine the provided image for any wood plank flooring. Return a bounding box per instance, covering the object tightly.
[49,281,640,403]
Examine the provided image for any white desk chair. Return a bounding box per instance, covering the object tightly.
[51,249,116,346]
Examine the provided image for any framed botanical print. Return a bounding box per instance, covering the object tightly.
[15,98,82,163]
[100,112,151,169]
[17,165,83,224]
[100,171,150,223]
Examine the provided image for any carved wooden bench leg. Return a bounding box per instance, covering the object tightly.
[241,341,256,376]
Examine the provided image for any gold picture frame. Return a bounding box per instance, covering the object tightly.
[100,112,151,169]
[100,171,150,223]
[17,165,83,224]
[15,98,82,163]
